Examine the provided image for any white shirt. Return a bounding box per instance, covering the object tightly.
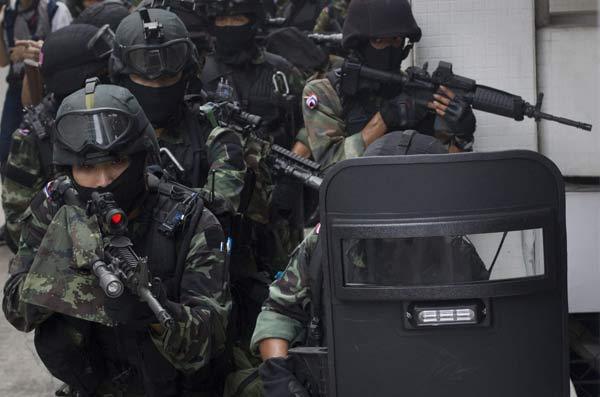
[50,2,73,32]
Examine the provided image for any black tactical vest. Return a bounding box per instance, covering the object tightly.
[158,104,211,188]
[201,52,297,148]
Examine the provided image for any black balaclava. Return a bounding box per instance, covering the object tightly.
[359,41,406,72]
[214,18,259,65]
[120,77,187,128]
[73,153,147,214]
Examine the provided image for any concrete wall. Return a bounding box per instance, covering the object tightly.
[537,25,599,176]
[549,0,598,13]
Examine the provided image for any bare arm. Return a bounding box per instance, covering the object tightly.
[259,338,290,361]
[361,112,388,147]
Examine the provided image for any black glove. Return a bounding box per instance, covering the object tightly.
[259,357,310,397]
[441,95,476,141]
[150,277,185,321]
[104,289,155,329]
[380,93,428,130]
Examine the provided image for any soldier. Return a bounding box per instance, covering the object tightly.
[299,0,477,169]
[312,0,349,34]
[250,131,488,396]
[200,0,305,275]
[1,23,116,252]
[109,8,246,211]
[2,81,231,396]
[201,0,303,149]
[141,0,213,95]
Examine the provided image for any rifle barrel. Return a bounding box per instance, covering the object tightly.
[139,287,174,330]
[536,111,592,131]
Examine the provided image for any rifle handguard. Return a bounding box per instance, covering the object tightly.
[470,86,525,120]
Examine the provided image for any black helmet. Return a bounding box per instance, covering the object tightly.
[364,130,447,157]
[73,0,131,32]
[342,0,422,50]
[40,24,114,98]
[109,8,201,81]
[143,0,212,51]
[53,79,159,166]
[201,0,264,22]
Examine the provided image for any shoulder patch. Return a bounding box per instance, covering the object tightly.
[305,94,319,110]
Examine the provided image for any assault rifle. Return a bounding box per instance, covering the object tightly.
[340,59,592,131]
[198,101,323,190]
[86,191,174,329]
[55,180,174,329]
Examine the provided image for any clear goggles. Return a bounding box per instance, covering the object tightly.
[120,38,193,80]
[87,24,116,59]
[55,108,136,152]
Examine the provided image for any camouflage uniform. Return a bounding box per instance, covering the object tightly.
[250,229,319,352]
[3,179,231,394]
[313,0,349,33]
[202,48,305,273]
[1,95,57,249]
[302,77,368,169]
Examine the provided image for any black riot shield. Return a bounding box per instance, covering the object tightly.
[319,150,568,397]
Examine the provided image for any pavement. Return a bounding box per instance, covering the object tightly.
[0,210,60,396]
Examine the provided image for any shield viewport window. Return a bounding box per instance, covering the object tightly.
[342,229,545,286]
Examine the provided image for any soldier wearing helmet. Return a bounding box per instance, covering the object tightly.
[1,23,117,252]
[3,80,231,396]
[298,0,477,169]
[200,0,303,149]
[199,0,306,315]
[109,8,246,212]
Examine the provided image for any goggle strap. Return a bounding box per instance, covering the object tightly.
[84,77,100,110]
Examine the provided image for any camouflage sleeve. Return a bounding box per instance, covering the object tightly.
[313,7,330,33]
[151,207,231,374]
[295,127,310,148]
[202,127,247,212]
[303,79,366,168]
[1,129,46,246]
[250,231,319,355]
[2,193,55,332]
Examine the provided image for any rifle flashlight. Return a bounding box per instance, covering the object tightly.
[92,260,124,298]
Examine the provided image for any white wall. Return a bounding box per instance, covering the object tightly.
[0,66,7,115]
[537,26,599,176]
[566,190,600,313]
[549,0,598,13]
